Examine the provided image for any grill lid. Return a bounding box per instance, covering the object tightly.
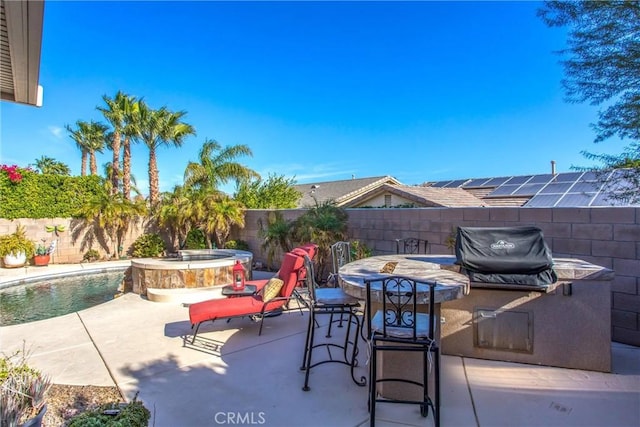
[455,226,557,289]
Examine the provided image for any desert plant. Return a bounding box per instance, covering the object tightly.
[67,393,150,426]
[224,239,250,251]
[257,211,293,270]
[350,240,372,260]
[131,233,165,257]
[0,349,51,426]
[83,249,101,262]
[0,225,36,258]
[292,201,348,281]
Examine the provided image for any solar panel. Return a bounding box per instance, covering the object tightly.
[444,179,469,188]
[507,175,533,185]
[551,172,583,182]
[512,183,546,196]
[525,194,563,207]
[570,181,600,192]
[528,174,554,184]
[556,192,596,207]
[592,192,640,206]
[425,168,635,207]
[487,184,520,196]
[483,177,512,187]
[463,178,492,187]
[539,182,574,194]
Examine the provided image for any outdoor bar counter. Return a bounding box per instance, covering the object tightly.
[428,255,616,372]
[340,254,615,392]
[339,254,470,401]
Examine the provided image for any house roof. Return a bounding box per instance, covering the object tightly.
[348,184,487,208]
[0,0,44,106]
[294,175,401,207]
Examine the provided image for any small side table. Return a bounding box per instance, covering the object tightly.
[221,284,258,298]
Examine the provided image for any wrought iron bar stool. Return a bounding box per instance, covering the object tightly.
[300,254,367,391]
[365,276,440,427]
[395,237,429,254]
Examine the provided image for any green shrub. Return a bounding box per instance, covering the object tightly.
[224,240,250,251]
[83,249,101,262]
[184,229,206,249]
[0,172,104,219]
[67,395,151,427]
[131,233,165,258]
[350,240,372,260]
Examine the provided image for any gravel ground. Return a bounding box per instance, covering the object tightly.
[43,384,123,426]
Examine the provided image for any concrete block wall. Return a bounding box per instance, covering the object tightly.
[239,207,640,346]
[0,218,145,263]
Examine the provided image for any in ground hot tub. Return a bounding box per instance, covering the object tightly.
[131,249,253,295]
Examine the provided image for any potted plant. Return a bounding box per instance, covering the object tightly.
[0,225,35,268]
[32,240,56,267]
[0,350,51,427]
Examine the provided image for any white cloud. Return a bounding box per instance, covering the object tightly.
[259,162,352,184]
[48,126,64,139]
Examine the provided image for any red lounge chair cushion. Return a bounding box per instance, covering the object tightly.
[189,252,304,326]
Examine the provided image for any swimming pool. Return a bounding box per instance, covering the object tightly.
[0,270,125,326]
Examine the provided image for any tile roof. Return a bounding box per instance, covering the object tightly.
[294,176,401,207]
[348,184,487,207]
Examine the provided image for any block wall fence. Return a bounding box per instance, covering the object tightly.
[237,207,640,347]
[1,207,639,346]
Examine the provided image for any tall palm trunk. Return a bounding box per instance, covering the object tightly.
[89,152,98,175]
[122,137,132,201]
[111,131,121,195]
[81,151,88,176]
[148,146,160,206]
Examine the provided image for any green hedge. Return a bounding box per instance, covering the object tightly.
[0,171,104,219]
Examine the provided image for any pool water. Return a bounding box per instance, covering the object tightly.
[0,271,125,326]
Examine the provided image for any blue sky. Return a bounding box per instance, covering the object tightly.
[0,1,624,194]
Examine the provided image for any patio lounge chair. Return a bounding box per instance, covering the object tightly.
[188,251,305,341]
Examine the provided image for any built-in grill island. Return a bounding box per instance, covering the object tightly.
[440,226,615,372]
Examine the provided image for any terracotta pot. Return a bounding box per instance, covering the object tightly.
[33,254,50,266]
[3,251,26,268]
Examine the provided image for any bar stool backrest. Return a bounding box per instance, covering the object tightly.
[302,254,320,303]
[396,237,428,254]
[366,276,436,342]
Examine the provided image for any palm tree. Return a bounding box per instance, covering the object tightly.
[66,120,108,176]
[98,91,137,194]
[78,188,147,258]
[258,211,294,270]
[292,200,349,280]
[155,185,196,251]
[33,156,70,175]
[184,139,259,193]
[136,101,196,206]
[121,98,140,201]
[202,195,245,248]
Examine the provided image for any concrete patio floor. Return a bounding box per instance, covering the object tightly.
[1,263,639,426]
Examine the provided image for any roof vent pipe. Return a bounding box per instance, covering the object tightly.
[551,160,557,176]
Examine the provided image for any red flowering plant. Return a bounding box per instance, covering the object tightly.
[0,164,32,184]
